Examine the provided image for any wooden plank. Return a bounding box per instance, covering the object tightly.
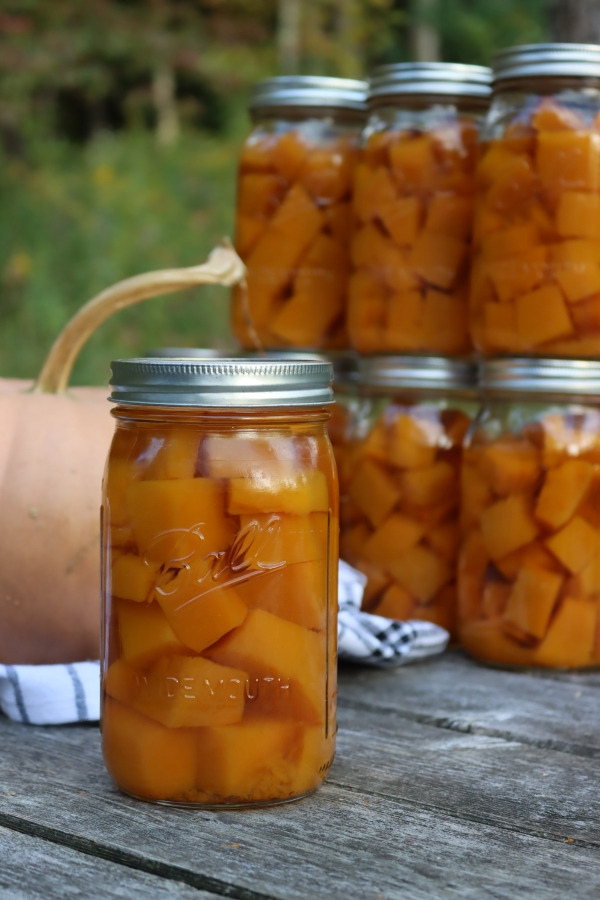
[338,649,600,753]
[0,711,599,899]
[0,825,218,899]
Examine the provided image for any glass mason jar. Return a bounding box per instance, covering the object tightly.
[100,357,339,807]
[459,358,600,669]
[339,355,476,637]
[347,62,491,355]
[470,43,600,357]
[231,75,367,351]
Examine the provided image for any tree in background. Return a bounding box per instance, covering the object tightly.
[549,0,600,42]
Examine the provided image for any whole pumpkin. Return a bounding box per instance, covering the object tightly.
[0,244,245,664]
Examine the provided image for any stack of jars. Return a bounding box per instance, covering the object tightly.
[459,42,600,669]
[231,65,490,640]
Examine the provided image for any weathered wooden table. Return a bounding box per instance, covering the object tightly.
[1,649,599,899]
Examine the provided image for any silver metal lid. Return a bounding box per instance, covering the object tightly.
[109,357,334,407]
[368,62,492,102]
[143,347,358,385]
[249,76,368,113]
[492,43,600,82]
[478,357,600,396]
[357,355,477,392]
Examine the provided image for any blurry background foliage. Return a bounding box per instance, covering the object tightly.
[0,0,594,384]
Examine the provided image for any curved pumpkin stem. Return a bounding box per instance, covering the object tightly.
[33,241,247,395]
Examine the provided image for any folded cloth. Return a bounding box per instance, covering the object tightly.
[337,559,450,668]
[0,561,449,725]
[0,661,100,725]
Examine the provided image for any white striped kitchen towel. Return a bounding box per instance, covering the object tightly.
[0,561,449,725]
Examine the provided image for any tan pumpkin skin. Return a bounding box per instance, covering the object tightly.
[0,382,114,663]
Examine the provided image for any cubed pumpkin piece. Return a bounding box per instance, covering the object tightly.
[536,131,600,192]
[194,718,317,803]
[389,134,436,191]
[144,427,202,480]
[156,577,248,654]
[102,697,198,801]
[301,142,355,203]
[236,511,328,567]
[385,290,424,350]
[535,458,595,529]
[486,245,547,304]
[545,515,600,574]
[362,513,425,567]
[493,539,562,582]
[111,553,157,603]
[409,230,467,290]
[555,191,600,239]
[236,172,286,219]
[202,433,297,480]
[459,619,538,668]
[379,194,421,247]
[387,413,439,469]
[477,438,541,495]
[388,544,452,604]
[228,469,329,515]
[347,457,401,527]
[126,477,234,562]
[400,460,456,507]
[117,598,183,666]
[105,655,248,728]
[480,494,539,560]
[271,129,308,181]
[353,162,396,223]
[206,608,326,724]
[502,565,563,640]
[551,239,600,302]
[533,596,596,668]
[235,557,327,630]
[373,581,415,620]
[425,193,473,239]
[515,283,574,347]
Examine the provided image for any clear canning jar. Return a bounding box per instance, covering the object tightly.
[340,355,476,637]
[231,75,367,351]
[101,357,339,806]
[347,62,491,355]
[470,43,600,357]
[459,358,600,669]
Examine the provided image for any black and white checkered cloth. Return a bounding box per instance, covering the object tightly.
[0,561,449,724]
[337,560,450,667]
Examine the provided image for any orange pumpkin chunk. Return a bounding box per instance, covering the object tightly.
[388,544,451,604]
[105,654,248,728]
[347,458,401,527]
[362,513,425,567]
[111,553,157,603]
[228,469,329,515]
[194,718,322,803]
[535,458,594,529]
[515,283,574,347]
[480,494,539,560]
[502,565,563,640]
[206,608,326,724]
[545,515,600,574]
[156,574,248,654]
[533,596,597,668]
[102,698,198,802]
[116,599,183,666]
[126,477,234,562]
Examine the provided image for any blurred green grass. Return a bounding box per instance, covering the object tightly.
[0,126,243,386]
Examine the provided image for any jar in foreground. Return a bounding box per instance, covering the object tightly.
[470,43,600,357]
[101,358,339,807]
[340,356,476,637]
[347,62,491,354]
[459,358,600,669]
[231,75,367,351]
